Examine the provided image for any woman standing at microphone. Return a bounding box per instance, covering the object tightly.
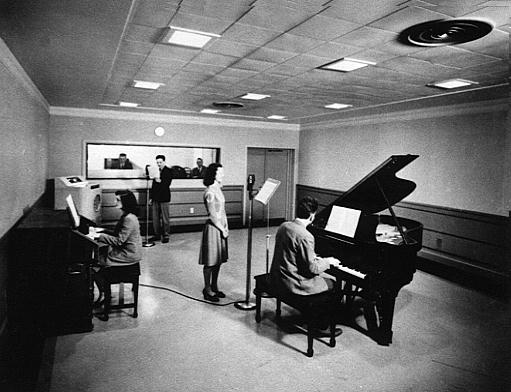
[199,163,229,302]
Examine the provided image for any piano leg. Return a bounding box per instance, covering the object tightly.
[375,290,397,345]
[343,283,355,309]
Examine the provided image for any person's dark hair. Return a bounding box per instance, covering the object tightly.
[296,196,318,219]
[115,190,139,215]
[119,153,127,158]
[203,163,223,186]
[156,154,165,161]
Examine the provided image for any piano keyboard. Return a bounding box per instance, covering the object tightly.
[332,264,366,280]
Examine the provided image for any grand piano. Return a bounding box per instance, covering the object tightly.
[309,154,423,345]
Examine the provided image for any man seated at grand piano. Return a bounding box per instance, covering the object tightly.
[270,196,342,335]
[89,190,142,308]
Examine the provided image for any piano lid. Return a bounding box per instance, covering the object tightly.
[323,154,418,217]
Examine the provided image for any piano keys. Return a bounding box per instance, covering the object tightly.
[309,154,423,345]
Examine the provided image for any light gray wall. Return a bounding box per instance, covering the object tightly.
[48,109,300,191]
[0,39,50,350]
[299,101,510,216]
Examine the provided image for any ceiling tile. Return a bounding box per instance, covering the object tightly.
[412,46,501,68]
[349,48,398,63]
[322,0,403,25]
[265,33,324,53]
[235,3,312,32]
[463,6,511,27]
[150,44,199,61]
[457,29,509,59]
[222,23,281,46]
[288,14,360,40]
[265,63,309,77]
[334,26,397,48]
[369,6,450,33]
[169,11,234,35]
[125,24,163,43]
[231,58,276,72]
[205,39,258,58]
[247,47,298,63]
[191,51,238,67]
[307,41,362,58]
[216,67,259,80]
[132,0,180,27]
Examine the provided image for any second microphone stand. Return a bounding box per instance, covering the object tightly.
[142,172,154,248]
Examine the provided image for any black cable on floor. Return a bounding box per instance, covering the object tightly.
[139,282,244,307]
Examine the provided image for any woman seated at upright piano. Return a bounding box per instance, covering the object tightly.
[90,190,142,307]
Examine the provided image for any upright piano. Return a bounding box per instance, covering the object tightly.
[9,208,107,336]
[309,154,423,345]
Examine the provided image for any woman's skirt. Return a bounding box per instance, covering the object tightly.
[198,221,228,266]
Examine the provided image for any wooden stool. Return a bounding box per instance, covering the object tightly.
[254,273,338,357]
[102,263,140,321]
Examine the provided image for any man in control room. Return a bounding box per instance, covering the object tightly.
[191,157,206,178]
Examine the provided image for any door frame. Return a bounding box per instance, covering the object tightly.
[244,147,295,226]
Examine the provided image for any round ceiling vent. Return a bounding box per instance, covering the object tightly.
[212,101,244,108]
[399,19,493,47]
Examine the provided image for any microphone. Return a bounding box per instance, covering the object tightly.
[247,174,255,200]
[145,164,150,178]
[247,174,255,193]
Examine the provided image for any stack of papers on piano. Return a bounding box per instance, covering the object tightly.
[376,224,403,244]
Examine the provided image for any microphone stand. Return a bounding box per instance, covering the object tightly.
[235,176,256,310]
[143,168,155,248]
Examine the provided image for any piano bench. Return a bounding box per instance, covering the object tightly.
[101,263,140,321]
[253,273,337,357]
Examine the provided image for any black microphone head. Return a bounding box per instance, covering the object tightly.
[145,165,150,176]
[247,174,255,191]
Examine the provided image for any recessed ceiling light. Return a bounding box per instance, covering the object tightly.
[240,93,271,100]
[427,78,478,89]
[267,115,287,120]
[162,26,221,49]
[118,101,139,108]
[133,80,164,90]
[319,58,376,72]
[201,109,220,114]
[325,103,353,109]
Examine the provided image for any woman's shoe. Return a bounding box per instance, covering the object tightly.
[213,290,226,298]
[203,289,219,302]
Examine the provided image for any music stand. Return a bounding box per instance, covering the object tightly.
[143,166,155,248]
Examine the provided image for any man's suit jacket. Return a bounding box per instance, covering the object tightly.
[269,220,330,295]
[192,166,206,178]
[150,165,172,202]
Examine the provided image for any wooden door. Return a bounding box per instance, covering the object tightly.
[246,148,293,226]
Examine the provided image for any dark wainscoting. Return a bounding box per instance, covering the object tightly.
[101,185,244,233]
[297,184,511,297]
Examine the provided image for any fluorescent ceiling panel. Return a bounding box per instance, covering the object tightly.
[325,103,353,109]
[201,109,220,114]
[133,80,164,90]
[240,93,271,100]
[164,26,221,49]
[267,115,287,120]
[428,78,478,89]
[118,101,140,107]
[319,57,377,72]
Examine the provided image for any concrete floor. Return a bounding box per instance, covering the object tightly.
[36,227,511,392]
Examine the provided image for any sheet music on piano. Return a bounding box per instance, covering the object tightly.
[324,205,361,238]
